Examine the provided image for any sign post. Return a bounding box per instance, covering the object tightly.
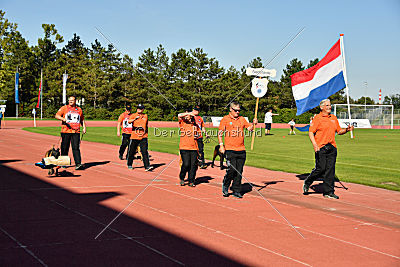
[246,68,276,150]
[32,108,36,127]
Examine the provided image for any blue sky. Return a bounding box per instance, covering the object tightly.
[2,0,400,101]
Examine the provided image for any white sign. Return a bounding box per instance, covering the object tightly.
[211,116,249,127]
[338,119,371,129]
[32,108,36,115]
[251,78,269,98]
[0,105,6,113]
[246,68,276,78]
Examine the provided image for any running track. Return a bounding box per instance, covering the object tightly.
[0,121,399,266]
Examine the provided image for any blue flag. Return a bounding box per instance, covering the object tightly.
[15,72,20,104]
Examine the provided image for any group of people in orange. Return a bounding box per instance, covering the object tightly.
[55,97,353,200]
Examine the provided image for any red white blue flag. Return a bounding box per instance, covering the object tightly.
[291,39,346,115]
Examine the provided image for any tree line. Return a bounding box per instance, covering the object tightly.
[1,11,397,123]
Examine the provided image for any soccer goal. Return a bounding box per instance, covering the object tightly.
[333,104,394,129]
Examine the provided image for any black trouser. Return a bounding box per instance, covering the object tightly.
[179,150,198,183]
[127,138,150,168]
[61,133,81,165]
[304,143,337,194]
[223,150,246,193]
[119,133,131,158]
[196,138,205,165]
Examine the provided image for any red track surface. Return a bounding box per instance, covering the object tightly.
[1,121,399,266]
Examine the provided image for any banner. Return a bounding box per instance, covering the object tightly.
[251,78,269,98]
[338,119,371,129]
[15,72,19,104]
[62,73,68,104]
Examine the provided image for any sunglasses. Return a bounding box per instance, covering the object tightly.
[231,108,241,112]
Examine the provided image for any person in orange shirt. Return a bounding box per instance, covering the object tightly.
[126,104,153,171]
[192,105,208,169]
[218,101,257,198]
[178,109,199,187]
[117,104,133,160]
[303,99,353,199]
[55,96,86,170]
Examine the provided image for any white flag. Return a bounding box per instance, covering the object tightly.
[62,73,68,104]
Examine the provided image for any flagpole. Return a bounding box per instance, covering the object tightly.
[339,34,353,138]
[40,69,43,120]
[250,97,259,150]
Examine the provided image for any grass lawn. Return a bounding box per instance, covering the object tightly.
[23,126,400,191]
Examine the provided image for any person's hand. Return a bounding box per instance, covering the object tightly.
[313,145,320,153]
[83,127,87,134]
[347,125,354,132]
[63,117,67,122]
[219,145,225,154]
[117,131,120,137]
[253,118,258,124]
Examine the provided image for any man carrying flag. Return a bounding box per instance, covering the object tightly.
[303,99,353,199]
[291,36,354,199]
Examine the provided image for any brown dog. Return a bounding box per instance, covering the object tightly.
[211,145,225,170]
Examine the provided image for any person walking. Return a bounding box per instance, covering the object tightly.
[117,104,133,160]
[55,96,86,170]
[126,104,153,171]
[178,109,199,187]
[264,108,279,135]
[303,99,353,199]
[218,101,257,198]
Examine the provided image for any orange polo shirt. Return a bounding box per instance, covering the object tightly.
[309,112,342,148]
[56,105,84,133]
[219,115,251,151]
[179,118,198,150]
[118,111,133,134]
[129,113,148,140]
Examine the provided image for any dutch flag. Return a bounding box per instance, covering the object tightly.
[291,39,346,115]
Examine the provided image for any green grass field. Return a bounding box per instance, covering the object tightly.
[23,126,400,191]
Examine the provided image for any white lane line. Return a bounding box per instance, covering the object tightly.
[40,195,184,266]
[130,201,311,266]
[0,225,47,266]
[258,216,400,260]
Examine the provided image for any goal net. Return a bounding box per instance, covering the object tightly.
[333,104,394,129]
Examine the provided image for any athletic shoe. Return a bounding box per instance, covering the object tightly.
[303,183,310,195]
[128,166,133,170]
[180,180,185,186]
[145,166,154,172]
[200,164,207,169]
[75,164,84,170]
[188,182,196,187]
[222,185,229,197]
[323,193,339,199]
[119,155,123,160]
[232,192,243,199]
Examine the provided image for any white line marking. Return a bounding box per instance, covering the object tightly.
[258,216,400,260]
[0,226,47,266]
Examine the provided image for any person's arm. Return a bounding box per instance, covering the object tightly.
[272,113,279,116]
[82,120,87,134]
[309,132,319,152]
[55,108,66,122]
[337,125,354,135]
[128,115,140,124]
[218,129,225,154]
[117,121,121,136]
[178,112,193,119]
[246,118,258,131]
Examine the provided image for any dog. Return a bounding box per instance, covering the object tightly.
[211,145,225,170]
[45,146,60,158]
[44,146,61,175]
